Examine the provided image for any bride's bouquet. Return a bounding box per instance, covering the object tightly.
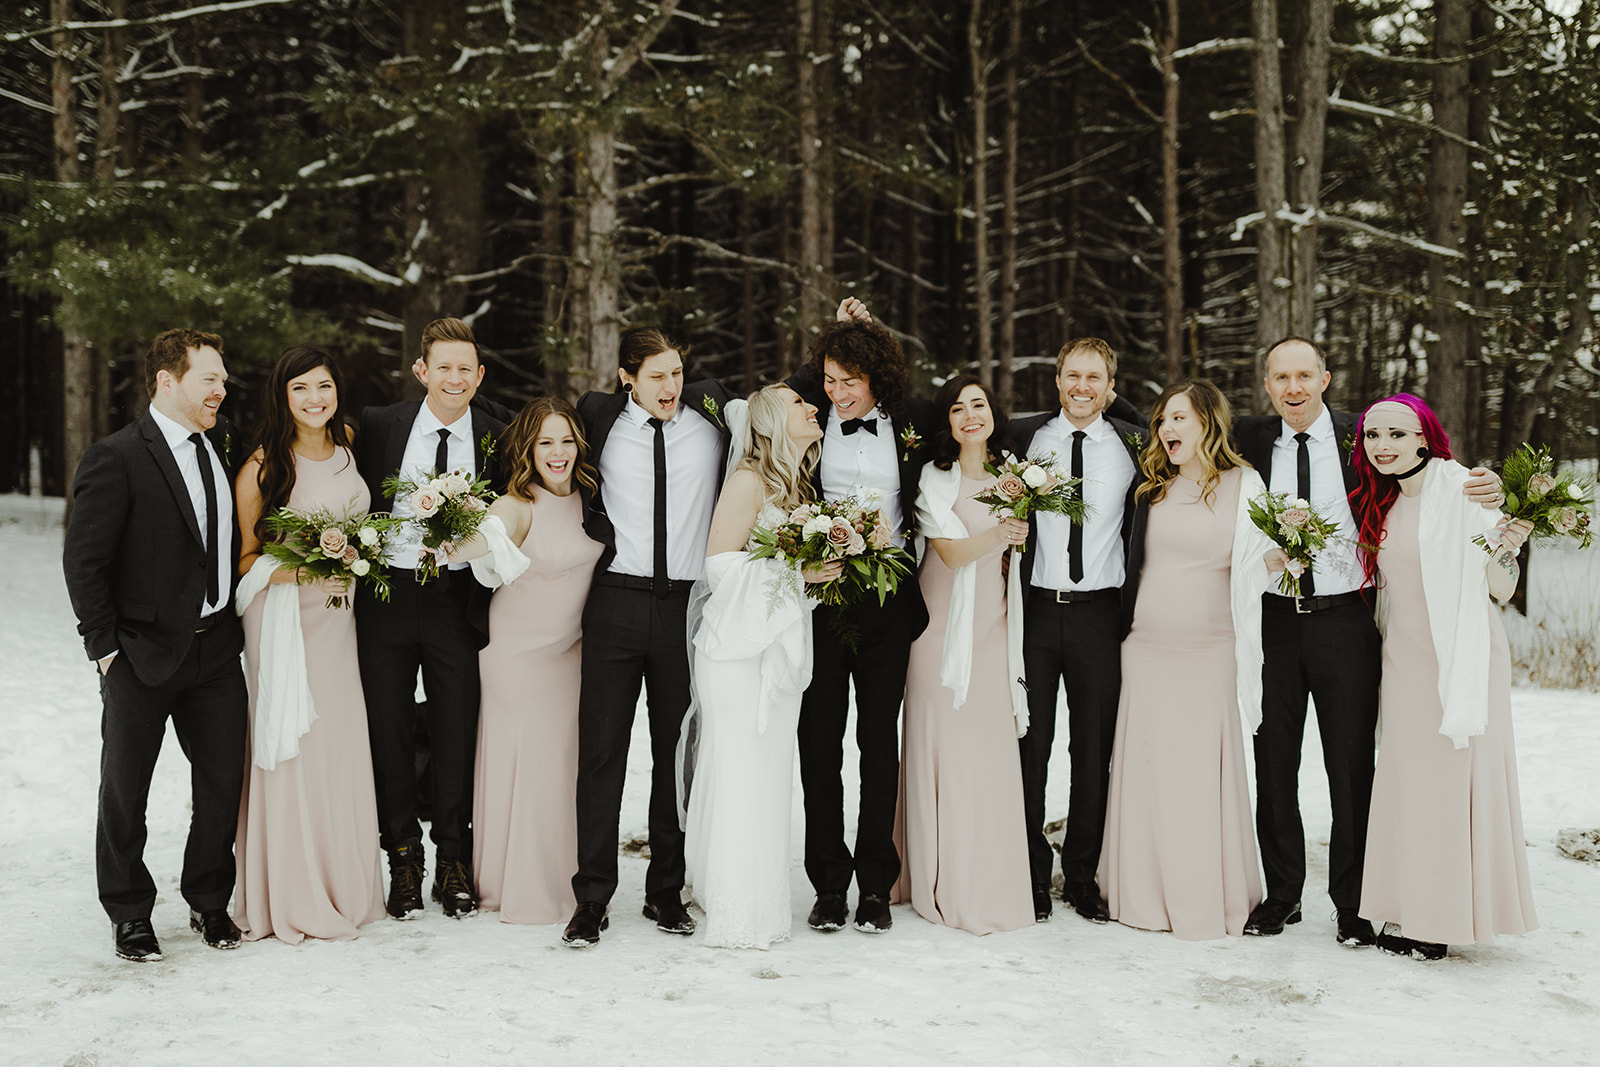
[1472,444,1593,553]
[748,494,913,609]
[971,453,1086,548]
[382,468,497,582]
[1248,491,1344,597]
[260,507,403,608]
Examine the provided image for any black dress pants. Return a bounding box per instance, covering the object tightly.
[1019,591,1122,889]
[96,623,248,923]
[357,568,481,863]
[571,583,691,908]
[1254,594,1381,911]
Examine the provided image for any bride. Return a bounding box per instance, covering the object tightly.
[680,383,841,948]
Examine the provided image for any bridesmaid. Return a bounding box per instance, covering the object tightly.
[891,375,1033,934]
[447,396,603,924]
[1347,395,1537,960]
[233,345,386,943]
[1098,380,1273,940]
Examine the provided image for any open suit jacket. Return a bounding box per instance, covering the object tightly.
[1232,409,1360,497]
[64,413,245,686]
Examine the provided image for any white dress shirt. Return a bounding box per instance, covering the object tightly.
[1028,412,1136,591]
[149,405,233,617]
[384,403,478,570]
[600,396,722,581]
[1267,405,1363,594]
[820,404,906,548]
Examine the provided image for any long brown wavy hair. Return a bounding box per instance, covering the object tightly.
[251,345,352,541]
[500,396,599,498]
[1135,379,1247,507]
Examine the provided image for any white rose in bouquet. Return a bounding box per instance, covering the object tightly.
[350,558,372,577]
[1021,464,1049,489]
[358,525,381,547]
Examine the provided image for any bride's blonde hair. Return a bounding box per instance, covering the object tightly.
[739,384,820,512]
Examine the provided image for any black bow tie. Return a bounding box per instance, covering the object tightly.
[840,416,878,436]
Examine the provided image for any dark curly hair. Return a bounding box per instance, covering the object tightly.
[806,320,909,421]
[929,374,1009,471]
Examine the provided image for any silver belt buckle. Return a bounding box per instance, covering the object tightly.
[1054,589,1073,604]
[1294,595,1311,615]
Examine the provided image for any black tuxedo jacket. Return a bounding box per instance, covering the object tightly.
[576,379,735,575]
[1232,409,1360,494]
[63,412,245,686]
[1007,410,1145,594]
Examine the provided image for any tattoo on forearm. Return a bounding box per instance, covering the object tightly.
[1496,550,1519,579]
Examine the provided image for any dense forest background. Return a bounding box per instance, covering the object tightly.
[1,0,1595,496]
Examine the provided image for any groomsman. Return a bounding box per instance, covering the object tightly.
[356,318,505,920]
[63,328,249,961]
[1009,338,1143,924]
[1233,337,1502,944]
[564,328,732,946]
[790,299,935,935]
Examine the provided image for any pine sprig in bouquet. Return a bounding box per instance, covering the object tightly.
[1473,444,1594,553]
[1248,491,1344,598]
[381,467,497,582]
[748,495,914,608]
[260,507,403,608]
[971,453,1086,549]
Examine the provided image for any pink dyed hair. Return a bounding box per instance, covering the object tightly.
[1348,393,1453,586]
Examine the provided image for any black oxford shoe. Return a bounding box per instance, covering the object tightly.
[189,908,241,949]
[1062,881,1110,924]
[113,919,163,962]
[854,893,893,933]
[1335,909,1377,947]
[1243,899,1302,936]
[807,891,848,932]
[643,896,696,935]
[562,902,610,947]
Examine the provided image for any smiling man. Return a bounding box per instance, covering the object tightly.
[355,317,506,922]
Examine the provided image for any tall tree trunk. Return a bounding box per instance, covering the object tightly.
[1158,0,1182,384]
[1289,0,1331,338]
[1426,0,1472,441]
[93,0,127,437]
[1503,186,1593,448]
[1251,0,1290,406]
[540,134,566,396]
[1459,1,1496,462]
[53,0,94,510]
[967,0,992,386]
[997,0,1020,407]
[740,191,757,393]
[796,0,831,338]
[181,21,204,175]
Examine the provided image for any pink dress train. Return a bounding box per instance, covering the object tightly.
[235,447,386,943]
[473,487,603,923]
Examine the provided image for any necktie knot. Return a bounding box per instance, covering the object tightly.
[1072,430,1087,442]
[840,416,878,436]
[1294,431,1310,444]
[648,417,665,431]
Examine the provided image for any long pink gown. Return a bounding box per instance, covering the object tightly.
[891,474,1034,934]
[235,447,386,943]
[1099,468,1262,940]
[1358,491,1537,945]
[473,486,603,923]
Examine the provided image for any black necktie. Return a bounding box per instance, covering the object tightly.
[1069,430,1086,584]
[190,432,220,610]
[840,417,878,436]
[434,427,451,477]
[649,417,670,597]
[1294,431,1316,596]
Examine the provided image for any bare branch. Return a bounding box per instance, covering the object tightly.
[5,0,303,44]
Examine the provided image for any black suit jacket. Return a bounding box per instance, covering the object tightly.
[1232,409,1360,494]
[63,413,245,686]
[576,379,735,576]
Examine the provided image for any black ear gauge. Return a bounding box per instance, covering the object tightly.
[1417,447,1431,461]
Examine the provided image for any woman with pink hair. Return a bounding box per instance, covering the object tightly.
[1344,393,1537,960]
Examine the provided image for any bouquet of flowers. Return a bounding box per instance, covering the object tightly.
[1248,491,1344,598]
[382,468,497,582]
[260,508,404,608]
[970,453,1087,549]
[1473,444,1594,553]
[748,494,914,608]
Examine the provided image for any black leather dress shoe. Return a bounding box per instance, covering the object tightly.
[1376,922,1446,961]
[386,842,425,920]
[431,858,479,919]
[189,908,241,949]
[806,891,848,932]
[1243,899,1302,936]
[1032,886,1053,923]
[643,896,696,935]
[113,919,163,962]
[1061,881,1110,923]
[562,902,610,947]
[854,893,892,933]
[1335,909,1377,946]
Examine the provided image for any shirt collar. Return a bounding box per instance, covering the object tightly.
[415,402,470,441]
[149,405,203,448]
[620,394,679,429]
[1052,411,1111,441]
[1277,404,1333,444]
[831,403,884,425]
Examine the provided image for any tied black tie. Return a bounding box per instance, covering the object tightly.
[434,427,452,477]
[649,417,670,597]
[1294,431,1316,596]
[1069,429,1087,584]
[189,432,220,610]
[840,416,878,436]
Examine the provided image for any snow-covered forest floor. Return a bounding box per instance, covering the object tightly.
[3,495,1597,1066]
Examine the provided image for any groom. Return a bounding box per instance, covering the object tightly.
[63,328,249,962]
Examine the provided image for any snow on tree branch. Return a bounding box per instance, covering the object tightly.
[5,0,302,44]
[286,254,403,288]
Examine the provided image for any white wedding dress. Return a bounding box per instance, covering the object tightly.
[682,503,817,949]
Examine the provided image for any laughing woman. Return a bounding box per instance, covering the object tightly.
[445,396,604,924]
[1097,380,1274,940]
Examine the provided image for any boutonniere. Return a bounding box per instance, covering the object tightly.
[480,431,496,461]
[1124,431,1143,452]
[1340,431,1354,454]
[899,425,923,462]
[701,394,721,427]
[222,430,233,462]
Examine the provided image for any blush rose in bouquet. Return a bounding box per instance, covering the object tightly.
[382,465,497,582]
[748,494,913,609]
[260,507,403,608]
[1247,491,1344,598]
[1472,444,1594,553]
[970,453,1087,549]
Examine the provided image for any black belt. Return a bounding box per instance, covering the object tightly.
[595,572,692,598]
[1031,586,1118,605]
[1262,590,1368,615]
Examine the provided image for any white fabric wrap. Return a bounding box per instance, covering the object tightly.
[914,461,1029,738]
[692,549,816,735]
[235,555,317,772]
[465,513,531,589]
[1372,459,1496,749]
[1232,468,1275,736]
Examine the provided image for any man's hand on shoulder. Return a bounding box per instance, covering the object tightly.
[1464,466,1505,510]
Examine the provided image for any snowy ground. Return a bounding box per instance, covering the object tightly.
[3,494,1597,1067]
